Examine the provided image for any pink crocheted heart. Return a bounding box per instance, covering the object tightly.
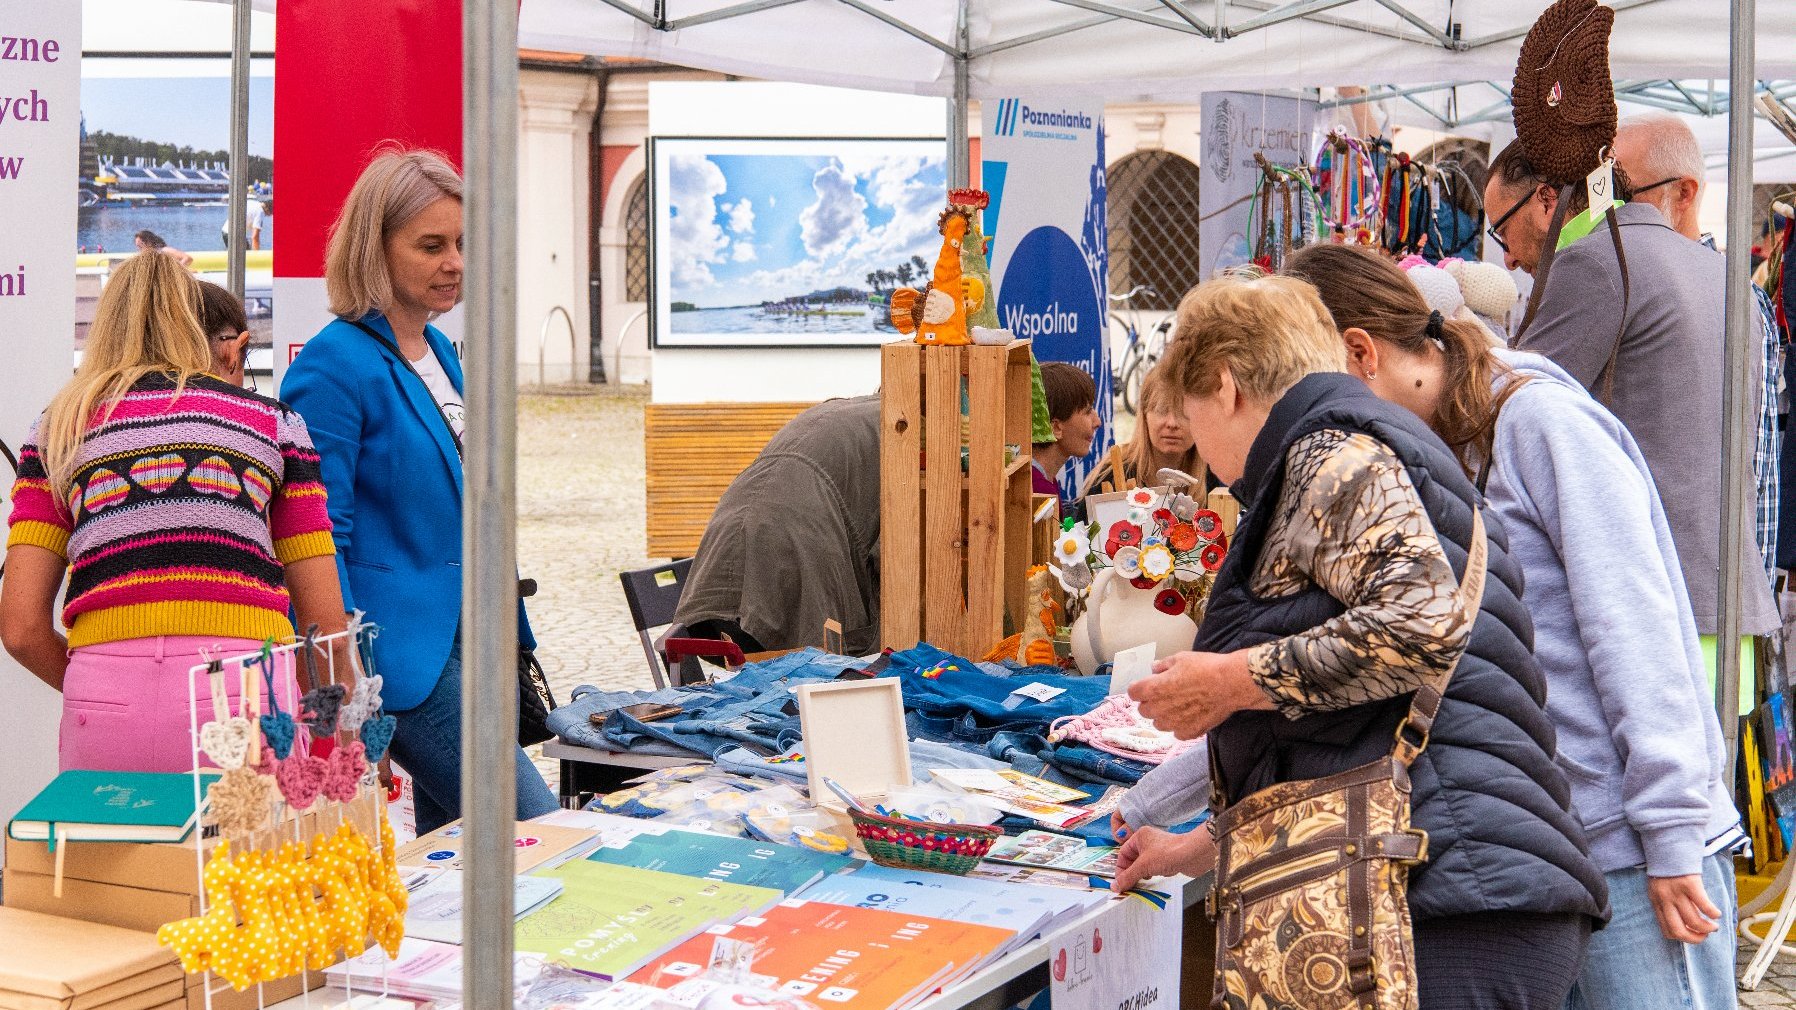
[322,742,367,803]
[276,750,326,809]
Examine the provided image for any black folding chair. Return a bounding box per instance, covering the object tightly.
[618,559,743,689]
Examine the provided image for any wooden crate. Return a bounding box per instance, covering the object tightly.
[881,339,1034,656]
[644,401,814,558]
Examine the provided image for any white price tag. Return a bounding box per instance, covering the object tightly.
[1586,159,1615,223]
[1108,643,1158,696]
[1011,682,1068,703]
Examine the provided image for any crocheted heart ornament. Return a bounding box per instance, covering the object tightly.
[130,453,188,494]
[200,716,256,770]
[339,675,384,734]
[360,714,396,763]
[300,683,346,736]
[322,742,367,803]
[276,748,327,809]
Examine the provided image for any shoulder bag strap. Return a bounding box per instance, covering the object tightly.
[1392,507,1487,768]
[1512,184,1577,344]
[1596,206,1631,406]
[346,318,464,460]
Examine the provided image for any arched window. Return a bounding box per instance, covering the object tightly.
[624,174,649,303]
[1107,151,1203,312]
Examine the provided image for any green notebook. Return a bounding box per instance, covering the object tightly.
[8,771,221,851]
[583,827,858,896]
[516,859,782,981]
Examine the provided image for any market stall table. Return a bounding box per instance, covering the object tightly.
[543,739,696,807]
[259,871,1213,1010]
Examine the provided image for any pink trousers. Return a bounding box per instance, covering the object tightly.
[60,636,302,774]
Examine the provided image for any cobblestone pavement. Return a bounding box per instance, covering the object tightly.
[515,385,662,788]
[513,388,1796,1001]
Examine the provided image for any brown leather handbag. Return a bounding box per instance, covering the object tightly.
[1205,510,1487,1010]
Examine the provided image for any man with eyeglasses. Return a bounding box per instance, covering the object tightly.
[1482,138,1778,717]
[1614,112,1784,598]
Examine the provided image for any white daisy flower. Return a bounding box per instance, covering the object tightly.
[1113,545,1143,579]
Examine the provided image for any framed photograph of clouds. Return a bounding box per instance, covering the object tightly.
[649,136,948,348]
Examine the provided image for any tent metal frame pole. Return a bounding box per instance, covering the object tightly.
[226,0,250,299]
[461,0,520,1005]
[1718,0,1755,784]
[949,1,970,189]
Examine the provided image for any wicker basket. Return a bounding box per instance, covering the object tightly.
[848,808,1002,875]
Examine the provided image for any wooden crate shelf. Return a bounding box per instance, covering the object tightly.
[880,339,1034,657]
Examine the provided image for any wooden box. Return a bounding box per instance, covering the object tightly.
[880,339,1034,657]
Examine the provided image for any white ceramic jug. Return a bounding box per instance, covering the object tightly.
[1068,568,1198,675]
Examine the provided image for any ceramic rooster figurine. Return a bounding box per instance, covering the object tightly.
[890,188,989,346]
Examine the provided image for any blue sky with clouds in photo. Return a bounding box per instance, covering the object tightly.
[664,142,946,308]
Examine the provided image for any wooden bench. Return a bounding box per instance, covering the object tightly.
[644,402,815,559]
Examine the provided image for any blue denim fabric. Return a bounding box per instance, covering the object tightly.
[1039,743,1153,785]
[602,649,857,757]
[906,710,1051,754]
[1565,851,1738,1010]
[987,730,1054,778]
[714,746,813,784]
[546,685,702,751]
[887,644,1111,725]
[388,642,561,835]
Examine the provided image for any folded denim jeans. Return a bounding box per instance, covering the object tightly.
[602,648,855,756]
[546,684,702,751]
[1040,742,1153,785]
[888,643,1111,727]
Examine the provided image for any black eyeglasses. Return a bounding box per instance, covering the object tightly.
[1631,176,1683,198]
[1485,188,1536,254]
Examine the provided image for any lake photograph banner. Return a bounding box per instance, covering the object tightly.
[649,135,947,348]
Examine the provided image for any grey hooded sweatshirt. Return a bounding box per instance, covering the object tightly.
[1124,349,1737,878]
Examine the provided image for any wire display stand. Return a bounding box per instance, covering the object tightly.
[181,616,397,1010]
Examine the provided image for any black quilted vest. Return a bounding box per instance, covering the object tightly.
[1201,373,1608,922]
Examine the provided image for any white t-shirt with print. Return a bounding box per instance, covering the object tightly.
[409,346,465,441]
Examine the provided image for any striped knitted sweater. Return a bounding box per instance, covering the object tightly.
[7,373,335,647]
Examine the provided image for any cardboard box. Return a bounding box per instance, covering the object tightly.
[0,907,175,1009]
[3,869,194,935]
[0,966,180,1010]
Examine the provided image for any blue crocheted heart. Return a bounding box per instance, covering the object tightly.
[360,713,396,762]
[260,711,296,760]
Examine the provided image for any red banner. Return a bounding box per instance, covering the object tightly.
[273,0,463,280]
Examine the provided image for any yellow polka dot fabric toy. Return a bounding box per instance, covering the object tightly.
[156,818,407,990]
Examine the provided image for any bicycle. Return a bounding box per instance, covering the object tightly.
[1108,286,1176,415]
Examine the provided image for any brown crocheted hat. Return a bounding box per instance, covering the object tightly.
[1512,0,1618,187]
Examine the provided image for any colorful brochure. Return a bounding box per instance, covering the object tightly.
[983,831,1120,878]
[583,824,858,896]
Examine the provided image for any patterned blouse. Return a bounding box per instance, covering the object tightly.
[1244,429,1472,717]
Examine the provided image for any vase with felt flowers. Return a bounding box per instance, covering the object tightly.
[1053,481,1231,674]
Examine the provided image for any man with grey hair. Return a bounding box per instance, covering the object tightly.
[1615,111,1783,593]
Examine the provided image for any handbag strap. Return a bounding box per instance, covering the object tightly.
[1513,190,1632,407]
[346,318,464,460]
[1391,507,1487,769]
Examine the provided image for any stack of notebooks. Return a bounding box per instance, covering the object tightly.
[626,898,1016,1010]
[798,861,1110,960]
[0,907,184,1010]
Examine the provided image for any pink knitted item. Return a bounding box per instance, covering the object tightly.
[1048,695,1198,765]
[276,741,326,809]
[322,742,367,803]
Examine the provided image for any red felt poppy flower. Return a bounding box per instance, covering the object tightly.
[1166,522,1199,552]
[1154,587,1187,615]
[1108,521,1143,548]
[1200,542,1227,572]
[1192,509,1223,539]
[1104,537,1123,558]
[1153,508,1174,525]
[1129,575,1160,590]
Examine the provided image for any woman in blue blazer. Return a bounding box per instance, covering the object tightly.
[282,149,558,833]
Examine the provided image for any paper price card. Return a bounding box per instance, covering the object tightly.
[1049,892,1182,1010]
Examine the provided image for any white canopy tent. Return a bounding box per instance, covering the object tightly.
[517,0,1794,102]
[179,0,1777,1003]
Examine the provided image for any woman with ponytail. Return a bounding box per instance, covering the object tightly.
[1285,243,1741,1010]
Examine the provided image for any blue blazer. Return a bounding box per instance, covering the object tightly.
[281,312,533,712]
